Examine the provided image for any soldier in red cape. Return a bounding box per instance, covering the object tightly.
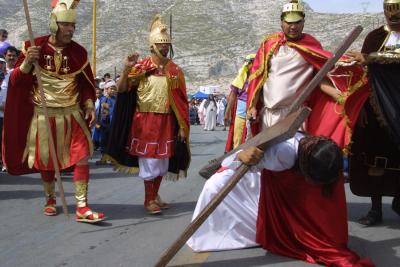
[105,15,190,215]
[347,0,400,227]
[3,0,105,223]
[245,0,373,265]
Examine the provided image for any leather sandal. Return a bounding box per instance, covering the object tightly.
[145,200,162,215]
[357,210,382,226]
[76,207,105,223]
[155,195,170,209]
[43,198,57,216]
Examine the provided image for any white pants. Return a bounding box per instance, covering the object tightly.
[187,168,260,252]
[138,157,169,180]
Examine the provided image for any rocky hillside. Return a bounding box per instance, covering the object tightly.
[2,0,383,91]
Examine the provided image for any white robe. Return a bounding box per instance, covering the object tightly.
[204,101,217,131]
[187,133,303,252]
[216,100,225,126]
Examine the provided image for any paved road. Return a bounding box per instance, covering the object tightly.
[0,125,399,267]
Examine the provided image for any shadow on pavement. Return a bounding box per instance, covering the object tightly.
[170,253,299,267]
[0,175,41,185]
[349,235,400,266]
[0,190,74,200]
[65,201,197,221]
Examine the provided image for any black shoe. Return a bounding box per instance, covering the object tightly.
[392,196,400,216]
[357,210,382,226]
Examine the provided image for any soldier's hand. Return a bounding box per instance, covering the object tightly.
[85,108,96,128]
[178,128,187,143]
[237,146,263,166]
[224,111,231,126]
[247,107,258,123]
[346,51,366,65]
[25,46,41,64]
[124,52,140,69]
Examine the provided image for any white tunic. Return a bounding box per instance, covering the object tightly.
[187,133,303,252]
[261,45,313,130]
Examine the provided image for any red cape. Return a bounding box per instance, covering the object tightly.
[249,32,373,266]
[3,35,95,175]
[247,32,370,150]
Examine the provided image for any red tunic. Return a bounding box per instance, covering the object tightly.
[127,112,175,158]
[248,32,374,266]
[126,58,189,159]
[3,35,95,175]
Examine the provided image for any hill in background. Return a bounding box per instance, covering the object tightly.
[2,0,383,92]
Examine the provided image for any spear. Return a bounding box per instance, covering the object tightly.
[22,0,69,216]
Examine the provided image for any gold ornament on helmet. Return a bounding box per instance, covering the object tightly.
[49,0,79,36]
[281,0,305,23]
[149,14,171,46]
[384,0,400,13]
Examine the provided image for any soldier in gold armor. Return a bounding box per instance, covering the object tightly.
[3,0,105,223]
[107,15,190,214]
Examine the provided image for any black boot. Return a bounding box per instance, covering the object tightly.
[358,196,383,226]
[392,195,400,216]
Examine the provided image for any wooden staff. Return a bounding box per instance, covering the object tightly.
[22,0,69,216]
[154,25,364,267]
[199,25,364,180]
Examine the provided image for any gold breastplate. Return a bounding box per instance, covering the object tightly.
[33,70,79,108]
[136,75,170,113]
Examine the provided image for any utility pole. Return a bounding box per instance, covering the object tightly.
[361,1,370,13]
[92,0,97,76]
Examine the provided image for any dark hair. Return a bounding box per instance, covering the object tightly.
[103,73,111,79]
[298,136,343,197]
[0,29,8,35]
[5,46,18,55]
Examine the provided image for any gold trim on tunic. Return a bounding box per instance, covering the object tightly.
[136,75,170,113]
[23,104,93,169]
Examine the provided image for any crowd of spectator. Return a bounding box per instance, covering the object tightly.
[189,95,227,131]
[0,29,20,172]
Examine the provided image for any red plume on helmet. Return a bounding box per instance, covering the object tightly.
[51,0,59,8]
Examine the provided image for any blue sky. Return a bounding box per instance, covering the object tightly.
[305,0,383,13]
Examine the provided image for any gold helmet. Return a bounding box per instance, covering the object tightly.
[149,14,171,46]
[49,0,79,36]
[281,0,305,23]
[148,14,172,59]
[384,0,400,13]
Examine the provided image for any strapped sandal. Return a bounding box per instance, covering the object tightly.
[155,195,170,210]
[44,198,57,216]
[76,207,105,223]
[146,200,162,215]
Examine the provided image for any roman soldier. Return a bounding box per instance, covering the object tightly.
[3,0,105,223]
[244,0,372,265]
[348,0,400,226]
[105,15,190,214]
